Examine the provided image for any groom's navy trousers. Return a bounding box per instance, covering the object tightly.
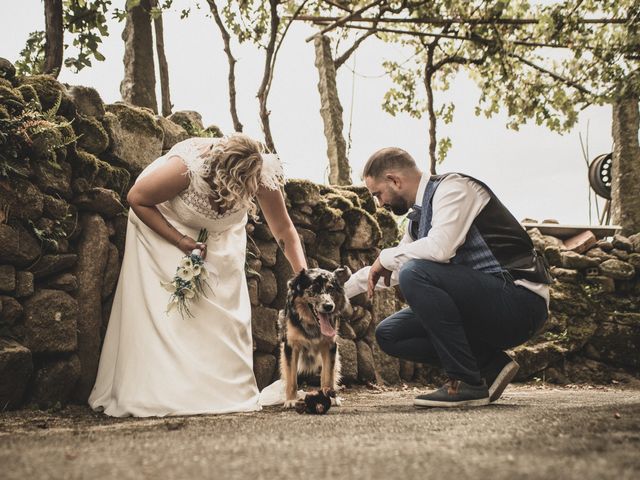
[375,259,548,385]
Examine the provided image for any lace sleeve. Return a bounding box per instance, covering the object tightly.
[260,153,285,190]
[166,138,215,196]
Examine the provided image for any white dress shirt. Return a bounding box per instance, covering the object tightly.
[343,173,550,307]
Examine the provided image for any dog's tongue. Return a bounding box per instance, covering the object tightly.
[318,313,336,338]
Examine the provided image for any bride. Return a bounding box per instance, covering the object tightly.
[88,133,307,417]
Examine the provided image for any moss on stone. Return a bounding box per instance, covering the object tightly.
[106,103,164,139]
[0,104,9,119]
[374,208,401,249]
[66,85,105,119]
[321,185,361,208]
[564,314,598,351]
[72,149,130,195]
[284,179,321,206]
[0,58,16,81]
[318,185,337,195]
[0,78,12,88]
[203,124,223,138]
[324,192,354,212]
[28,125,64,160]
[168,111,204,135]
[0,84,25,112]
[313,200,344,229]
[74,113,109,155]
[56,118,77,147]
[16,84,40,108]
[15,75,66,111]
[342,207,382,249]
[335,185,375,213]
[549,281,594,317]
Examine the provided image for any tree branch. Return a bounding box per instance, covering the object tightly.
[334,29,377,69]
[292,15,631,26]
[257,0,281,152]
[330,23,592,50]
[507,52,596,97]
[320,0,352,13]
[305,0,384,42]
[269,0,310,86]
[207,0,243,132]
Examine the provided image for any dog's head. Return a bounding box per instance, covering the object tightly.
[287,266,351,338]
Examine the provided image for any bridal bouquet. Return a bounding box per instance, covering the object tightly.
[162,228,211,319]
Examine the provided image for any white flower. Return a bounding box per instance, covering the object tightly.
[192,264,202,276]
[167,297,179,313]
[180,257,193,269]
[199,266,209,279]
[181,287,195,299]
[178,266,194,281]
[161,280,176,292]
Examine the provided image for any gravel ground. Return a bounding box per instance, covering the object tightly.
[1,384,639,480]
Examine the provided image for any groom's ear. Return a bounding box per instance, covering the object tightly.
[333,266,352,285]
[289,269,311,294]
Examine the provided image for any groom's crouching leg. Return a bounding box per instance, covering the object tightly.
[375,317,398,357]
[375,308,442,365]
[397,259,442,304]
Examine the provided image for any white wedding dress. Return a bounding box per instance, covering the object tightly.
[88,137,284,417]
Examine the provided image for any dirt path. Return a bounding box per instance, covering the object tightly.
[1,384,639,480]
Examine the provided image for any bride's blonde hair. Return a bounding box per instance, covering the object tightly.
[203,133,264,216]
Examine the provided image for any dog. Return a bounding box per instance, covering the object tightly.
[278,266,351,408]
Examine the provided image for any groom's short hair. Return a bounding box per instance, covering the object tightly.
[362,147,417,179]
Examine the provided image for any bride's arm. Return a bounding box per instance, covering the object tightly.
[127,156,205,256]
[256,186,307,274]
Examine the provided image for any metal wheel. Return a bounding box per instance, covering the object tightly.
[588,153,612,200]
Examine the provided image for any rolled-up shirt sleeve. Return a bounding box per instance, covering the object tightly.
[378,176,490,271]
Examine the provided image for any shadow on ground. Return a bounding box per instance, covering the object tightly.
[1,384,639,480]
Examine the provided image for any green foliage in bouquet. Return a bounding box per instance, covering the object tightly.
[162,228,212,319]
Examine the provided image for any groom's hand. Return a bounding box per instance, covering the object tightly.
[367,257,392,299]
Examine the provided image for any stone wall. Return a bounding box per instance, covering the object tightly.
[512,227,640,384]
[1,64,639,411]
[0,63,194,410]
[0,64,404,410]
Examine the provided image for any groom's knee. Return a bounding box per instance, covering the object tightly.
[375,318,396,353]
[398,259,440,300]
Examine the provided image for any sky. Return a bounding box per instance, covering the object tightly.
[1,1,617,224]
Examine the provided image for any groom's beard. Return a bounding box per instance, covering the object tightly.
[384,194,410,216]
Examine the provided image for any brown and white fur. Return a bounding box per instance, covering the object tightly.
[278,267,351,408]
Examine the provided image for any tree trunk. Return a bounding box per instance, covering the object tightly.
[610,95,640,235]
[256,0,280,152]
[43,0,63,78]
[424,44,437,175]
[151,0,172,117]
[207,0,243,132]
[120,0,158,113]
[315,35,351,185]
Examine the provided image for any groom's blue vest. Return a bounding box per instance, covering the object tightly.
[408,173,552,284]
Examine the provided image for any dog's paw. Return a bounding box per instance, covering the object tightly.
[283,399,298,409]
[331,396,342,407]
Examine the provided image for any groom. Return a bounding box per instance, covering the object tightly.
[343,147,552,408]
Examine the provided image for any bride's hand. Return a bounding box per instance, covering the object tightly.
[177,235,208,259]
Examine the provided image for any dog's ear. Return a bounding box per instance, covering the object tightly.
[289,268,312,294]
[333,266,352,285]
